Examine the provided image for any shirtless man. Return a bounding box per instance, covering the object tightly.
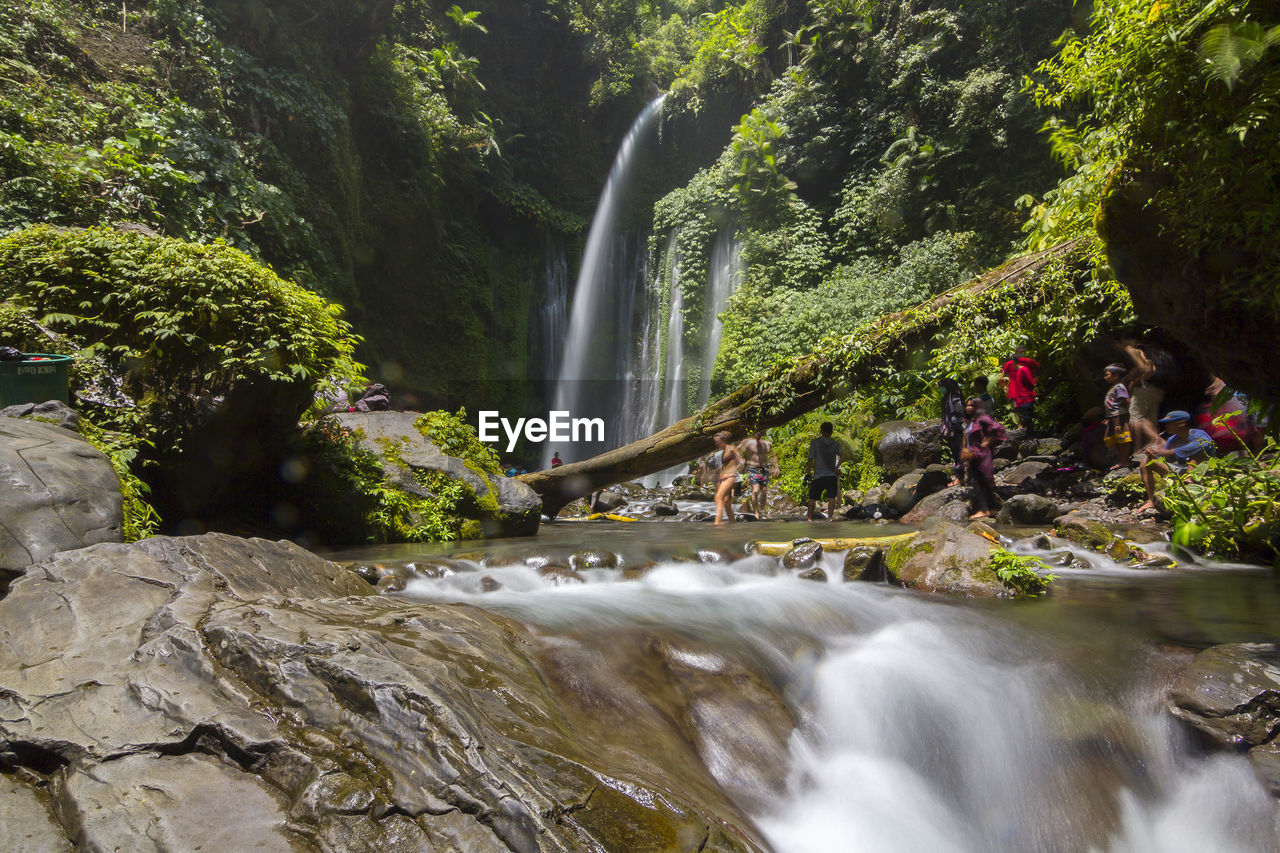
[738,428,775,518]
[712,431,741,525]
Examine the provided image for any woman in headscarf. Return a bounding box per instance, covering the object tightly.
[962,397,1006,519]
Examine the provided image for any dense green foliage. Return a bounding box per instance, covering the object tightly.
[1022,0,1280,303]
[1165,443,1280,564]
[649,0,1077,407]
[749,242,1135,434]
[0,225,362,448]
[989,548,1055,596]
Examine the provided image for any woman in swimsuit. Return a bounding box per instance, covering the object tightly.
[712,431,741,525]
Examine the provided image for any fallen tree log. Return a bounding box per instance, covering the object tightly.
[520,239,1087,516]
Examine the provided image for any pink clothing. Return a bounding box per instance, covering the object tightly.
[1001,357,1039,405]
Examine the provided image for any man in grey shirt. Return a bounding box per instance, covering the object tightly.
[804,421,842,521]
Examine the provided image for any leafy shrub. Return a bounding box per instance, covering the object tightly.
[76,419,160,542]
[0,225,363,449]
[1164,443,1280,564]
[415,408,501,477]
[1023,0,1280,313]
[989,548,1055,596]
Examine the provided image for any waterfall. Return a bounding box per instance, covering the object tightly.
[538,235,569,382]
[699,227,742,406]
[661,236,685,428]
[549,96,665,464]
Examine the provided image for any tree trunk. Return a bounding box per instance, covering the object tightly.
[520,239,1085,516]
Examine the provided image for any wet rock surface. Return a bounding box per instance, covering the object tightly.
[0,415,123,571]
[0,534,766,852]
[874,420,947,479]
[1170,643,1280,793]
[886,522,1020,597]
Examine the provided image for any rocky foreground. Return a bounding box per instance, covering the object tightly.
[0,534,772,852]
[1,410,1277,850]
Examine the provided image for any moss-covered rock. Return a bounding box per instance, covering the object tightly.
[333,411,541,538]
[886,522,1037,598]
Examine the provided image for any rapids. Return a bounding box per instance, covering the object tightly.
[332,522,1280,852]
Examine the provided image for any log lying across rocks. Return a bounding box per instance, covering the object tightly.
[520,239,1086,516]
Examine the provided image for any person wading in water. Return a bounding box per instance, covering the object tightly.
[739,428,776,518]
[712,431,742,525]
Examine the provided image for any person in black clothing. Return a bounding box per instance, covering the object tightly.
[939,379,966,486]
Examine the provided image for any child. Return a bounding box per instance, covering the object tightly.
[1102,363,1132,469]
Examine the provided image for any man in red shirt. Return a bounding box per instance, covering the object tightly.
[999,346,1040,437]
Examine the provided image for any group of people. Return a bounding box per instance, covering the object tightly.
[701,423,847,524]
[704,429,780,524]
[938,348,1040,518]
[940,338,1263,519]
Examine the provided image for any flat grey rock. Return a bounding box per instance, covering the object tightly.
[0,416,122,571]
[0,533,766,851]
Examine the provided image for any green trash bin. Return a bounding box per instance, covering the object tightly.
[0,353,75,407]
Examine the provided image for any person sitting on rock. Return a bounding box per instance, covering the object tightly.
[1136,410,1215,514]
[962,397,1006,520]
[550,452,563,468]
[1102,363,1133,470]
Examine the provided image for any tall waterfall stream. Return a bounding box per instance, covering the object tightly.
[335,521,1280,852]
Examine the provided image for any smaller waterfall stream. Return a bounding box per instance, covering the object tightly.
[538,237,569,382]
[391,534,1280,853]
[700,227,742,404]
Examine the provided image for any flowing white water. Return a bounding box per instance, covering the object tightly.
[662,250,686,428]
[538,235,569,381]
[700,227,742,404]
[400,550,1280,852]
[549,96,665,464]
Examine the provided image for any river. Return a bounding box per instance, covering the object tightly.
[327,520,1280,851]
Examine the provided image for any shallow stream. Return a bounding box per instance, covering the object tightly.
[327,521,1280,851]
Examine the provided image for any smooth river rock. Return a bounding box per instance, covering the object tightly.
[0,533,767,851]
[0,415,122,571]
[1170,643,1280,794]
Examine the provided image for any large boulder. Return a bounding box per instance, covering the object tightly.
[998,460,1052,489]
[874,420,947,479]
[884,522,1047,598]
[0,534,768,851]
[884,471,924,514]
[0,416,122,572]
[997,494,1062,526]
[333,411,540,538]
[900,486,971,524]
[1169,643,1280,794]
